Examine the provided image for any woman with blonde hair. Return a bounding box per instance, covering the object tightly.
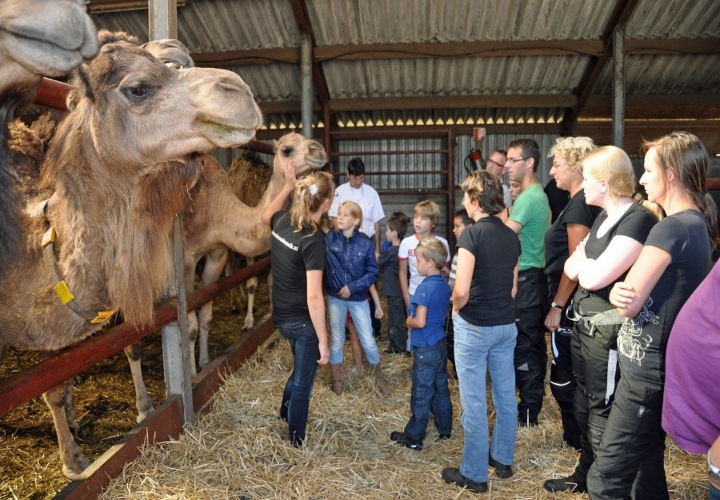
[543,145,657,494]
[261,162,334,447]
[543,136,600,453]
[589,132,719,499]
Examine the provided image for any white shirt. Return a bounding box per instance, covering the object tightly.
[329,182,385,238]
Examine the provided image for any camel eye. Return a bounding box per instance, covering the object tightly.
[129,86,148,98]
[164,61,183,70]
[282,146,294,157]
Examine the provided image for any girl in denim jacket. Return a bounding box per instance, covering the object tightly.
[326,201,392,396]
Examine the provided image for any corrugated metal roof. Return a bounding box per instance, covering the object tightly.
[90,0,720,140]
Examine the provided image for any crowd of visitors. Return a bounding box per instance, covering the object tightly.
[263,131,719,497]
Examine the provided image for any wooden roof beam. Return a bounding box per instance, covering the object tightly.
[257,93,719,118]
[191,38,719,68]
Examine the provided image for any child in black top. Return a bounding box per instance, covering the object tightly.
[378,212,410,354]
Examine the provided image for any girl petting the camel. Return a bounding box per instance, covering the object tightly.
[587,132,720,499]
[326,201,392,397]
[261,162,334,447]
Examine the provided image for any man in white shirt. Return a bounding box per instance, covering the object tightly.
[329,157,385,254]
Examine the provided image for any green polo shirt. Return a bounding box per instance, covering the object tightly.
[509,183,550,271]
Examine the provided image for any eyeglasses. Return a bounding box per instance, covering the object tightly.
[486,159,504,169]
[506,157,529,165]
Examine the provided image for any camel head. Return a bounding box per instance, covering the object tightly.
[56,31,262,173]
[0,0,97,101]
[273,132,328,178]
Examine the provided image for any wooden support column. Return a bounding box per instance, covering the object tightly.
[301,33,313,138]
[149,0,194,426]
[612,27,625,148]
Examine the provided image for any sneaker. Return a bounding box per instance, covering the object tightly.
[489,455,513,478]
[441,467,488,493]
[390,431,423,451]
[543,475,586,493]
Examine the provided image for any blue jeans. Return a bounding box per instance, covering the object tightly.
[453,313,517,483]
[712,480,720,500]
[404,339,453,442]
[329,296,380,366]
[276,321,320,446]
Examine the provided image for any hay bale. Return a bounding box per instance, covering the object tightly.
[227,151,273,207]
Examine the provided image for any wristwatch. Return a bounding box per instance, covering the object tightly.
[551,301,564,310]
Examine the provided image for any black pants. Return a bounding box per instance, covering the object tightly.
[386,296,407,352]
[569,321,620,488]
[514,268,548,425]
[547,280,581,450]
[586,375,668,500]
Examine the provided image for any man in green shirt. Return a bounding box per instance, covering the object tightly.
[505,138,550,427]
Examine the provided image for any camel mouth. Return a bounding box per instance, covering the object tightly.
[198,120,259,148]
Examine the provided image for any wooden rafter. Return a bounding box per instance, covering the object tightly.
[256,93,719,119]
[190,37,720,68]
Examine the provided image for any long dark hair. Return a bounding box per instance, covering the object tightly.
[642,131,720,248]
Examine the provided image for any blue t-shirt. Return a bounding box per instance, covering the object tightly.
[409,274,451,348]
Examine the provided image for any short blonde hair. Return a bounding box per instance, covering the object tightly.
[548,136,597,175]
[416,238,447,270]
[338,200,363,229]
[582,146,636,199]
[414,200,440,227]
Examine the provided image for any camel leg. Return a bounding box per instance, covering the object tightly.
[224,252,245,315]
[260,270,273,322]
[198,247,228,369]
[242,255,257,330]
[184,251,207,377]
[43,381,91,478]
[187,310,199,377]
[64,377,79,431]
[123,343,155,422]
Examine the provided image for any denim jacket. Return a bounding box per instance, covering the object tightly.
[325,229,378,301]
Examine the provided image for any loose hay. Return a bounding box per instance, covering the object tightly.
[98,334,706,500]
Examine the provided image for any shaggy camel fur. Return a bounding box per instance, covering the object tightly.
[0,0,97,277]
[183,133,327,375]
[0,31,262,478]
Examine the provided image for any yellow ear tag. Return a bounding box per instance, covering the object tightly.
[54,281,74,305]
[91,309,118,324]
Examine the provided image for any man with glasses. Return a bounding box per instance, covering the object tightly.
[485,149,512,209]
[504,138,550,428]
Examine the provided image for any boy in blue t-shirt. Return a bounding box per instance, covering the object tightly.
[390,238,452,450]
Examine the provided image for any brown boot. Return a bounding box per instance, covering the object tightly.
[370,363,393,396]
[330,363,343,395]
